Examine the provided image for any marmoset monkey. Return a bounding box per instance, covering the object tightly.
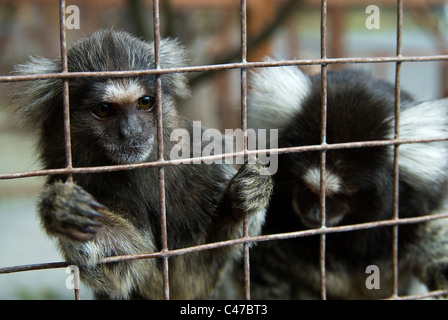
[8,30,273,299]
[247,63,448,299]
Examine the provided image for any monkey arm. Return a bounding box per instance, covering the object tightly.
[38,181,163,299]
[207,159,274,245]
[36,161,273,299]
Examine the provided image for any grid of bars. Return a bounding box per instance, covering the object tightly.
[2,0,448,300]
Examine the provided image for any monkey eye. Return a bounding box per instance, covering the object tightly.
[92,103,114,118]
[138,96,155,111]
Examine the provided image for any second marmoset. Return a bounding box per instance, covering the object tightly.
[247,63,448,299]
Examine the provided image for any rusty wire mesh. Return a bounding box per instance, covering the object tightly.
[2,0,448,300]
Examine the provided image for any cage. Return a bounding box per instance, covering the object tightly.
[1,0,448,301]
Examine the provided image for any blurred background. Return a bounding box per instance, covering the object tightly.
[1,0,448,299]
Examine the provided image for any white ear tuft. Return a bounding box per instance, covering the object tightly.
[8,56,62,130]
[395,99,448,188]
[248,59,311,131]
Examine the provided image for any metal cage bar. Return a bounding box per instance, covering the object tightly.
[240,0,252,301]
[319,0,328,301]
[59,0,78,299]
[1,0,448,301]
[152,0,171,300]
[391,0,404,299]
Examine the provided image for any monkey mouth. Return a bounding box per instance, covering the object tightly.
[105,142,153,164]
[297,211,345,229]
[292,197,346,228]
[122,145,152,164]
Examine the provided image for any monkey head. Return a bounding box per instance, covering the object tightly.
[249,64,448,229]
[11,29,189,167]
[278,73,394,228]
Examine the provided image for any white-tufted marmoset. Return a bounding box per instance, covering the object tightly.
[8,29,273,299]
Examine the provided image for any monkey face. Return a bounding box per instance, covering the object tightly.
[69,78,159,165]
[283,147,391,229]
[11,30,190,168]
[58,30,190,166]
[285,152,353,228]
[290,165,350,228]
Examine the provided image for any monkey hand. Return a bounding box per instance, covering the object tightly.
[409,218,448,295]
[38,181,106,242]
[228,158,274,220]
[421,260,448,294]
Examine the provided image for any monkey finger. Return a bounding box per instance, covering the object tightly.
[84,218,103,228]
[62,200,106,220]
[84,198,107,212]
[82,207,106,220]
[66,194,107,212]
[64,228,97,242]
[56,210,103,229]
[63,221,102,241]
[60,182,107,211]
[70,216,103,230]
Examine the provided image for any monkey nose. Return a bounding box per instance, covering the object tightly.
[119,115,144,139]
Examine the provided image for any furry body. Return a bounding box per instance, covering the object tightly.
[9,30,273,299]
[248,64,448,299]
